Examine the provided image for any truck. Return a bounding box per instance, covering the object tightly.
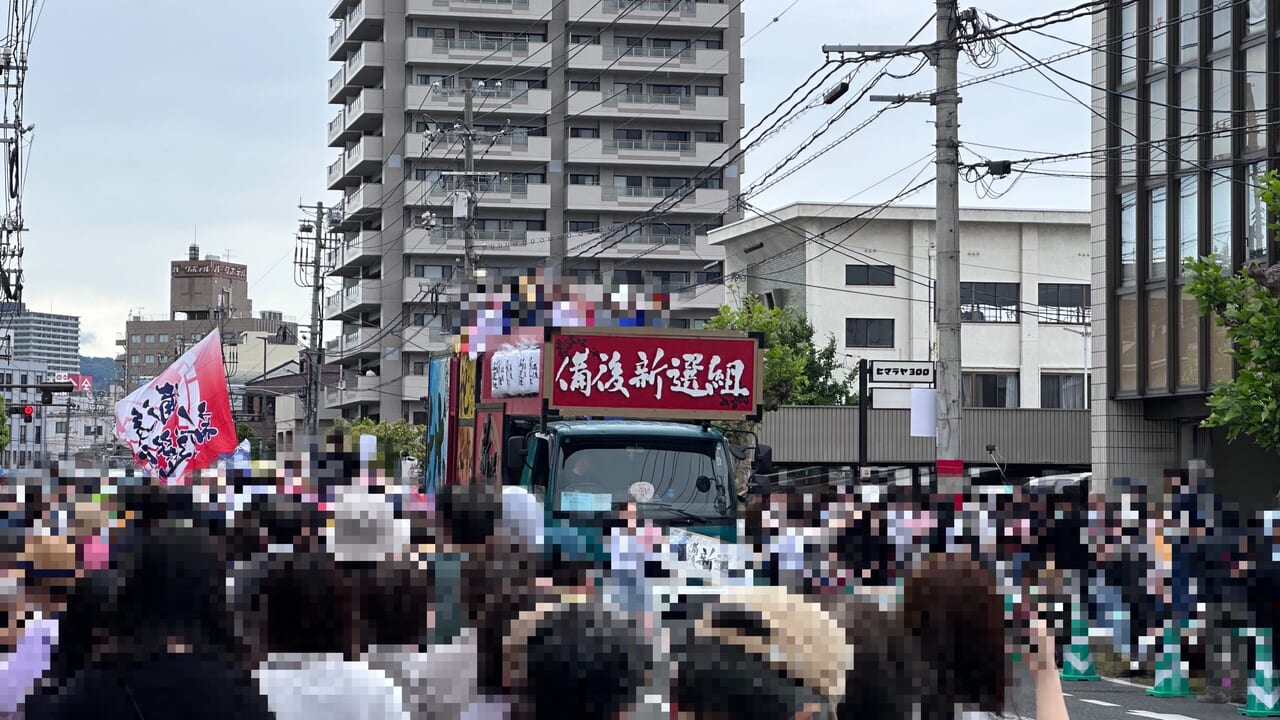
[430,325,772,579]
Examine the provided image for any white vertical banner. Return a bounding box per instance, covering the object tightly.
[910,387,937,438]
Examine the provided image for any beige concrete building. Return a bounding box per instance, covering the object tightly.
[323,0,744,422]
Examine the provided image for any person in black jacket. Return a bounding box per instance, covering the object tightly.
[28,524,274,720]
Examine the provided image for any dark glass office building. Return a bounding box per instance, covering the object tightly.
[1096,0,1279,505]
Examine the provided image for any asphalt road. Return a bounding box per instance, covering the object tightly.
[1001,666,1250,720]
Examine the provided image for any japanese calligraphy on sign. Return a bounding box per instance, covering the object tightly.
[490,345,541,398]
[543,328,762,421]
[113,332,238,481]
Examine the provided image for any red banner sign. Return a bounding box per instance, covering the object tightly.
[542,328,763,421]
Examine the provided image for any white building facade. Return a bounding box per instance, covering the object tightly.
[323,0,743,422]
[0,304,80,375]
[710,204,1092,410]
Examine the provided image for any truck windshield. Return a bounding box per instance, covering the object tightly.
[553,438,733,522]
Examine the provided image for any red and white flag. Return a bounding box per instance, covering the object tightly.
[113,332,238,480]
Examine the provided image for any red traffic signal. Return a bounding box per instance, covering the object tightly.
[20,406,33,423]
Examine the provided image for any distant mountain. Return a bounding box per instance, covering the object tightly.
[79,356,120,390]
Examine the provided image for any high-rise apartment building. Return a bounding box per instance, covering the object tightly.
[1093,0,1278,504]
[324,0,741,422]
[0,303,80,375]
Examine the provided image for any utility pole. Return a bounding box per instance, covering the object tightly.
[931,1,963,494]
[306,203,326,440]
[462,79,478,286]
[62,396,71,460]
[825,0,965,493]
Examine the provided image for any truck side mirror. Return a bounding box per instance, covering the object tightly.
[505,436,527,473]
[753,444,773,476]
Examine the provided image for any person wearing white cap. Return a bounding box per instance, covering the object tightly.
[498,486,544,551]
[326,487,412,564]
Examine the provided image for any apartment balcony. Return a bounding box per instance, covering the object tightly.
[406,0,553,21]
[566,137,729,166]
[405,85,552,116]
[402,179,550,210]
[568,0,732,27]
[582,229,702,261]
[566,91,729,121]
[340,181,385,220]
[327,110,349,148]
[405,272,464,300]
[344,0,385,42]
[327,157,348,191]
[403,227,465,256]
[402,374,432,402]
[408,132,551,162]
[331,230,383,276]
[325,372,383,409]
[337,280,383,319]
[342,135,384,179]
[344,88,383,133]
[568,44,728,75]
[328,22,355,61]
[345,41,385,87]
[566,184,728,213]
[671,281,726,311]
[406,37,551,68]
[326,326,382,361]
[327,67,347,104]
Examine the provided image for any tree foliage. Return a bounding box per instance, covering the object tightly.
[0,396,10,455]
[331,417,427,470]
[705,289,857,411]
[1184,253,1280,452]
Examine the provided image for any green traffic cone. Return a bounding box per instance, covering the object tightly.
[1147,618,1193,697]
[1241,628,1280,717]
[1060,596,1099,681]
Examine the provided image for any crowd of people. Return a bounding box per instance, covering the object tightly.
[13,453,1273,718]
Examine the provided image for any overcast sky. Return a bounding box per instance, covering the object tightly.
[22,1,1090,358]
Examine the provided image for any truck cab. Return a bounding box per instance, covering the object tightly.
[509,419,757,580]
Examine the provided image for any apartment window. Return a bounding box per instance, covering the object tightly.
[1150,186,1167,279]
[131,355,140,364]
[144,334,155,343]
[156,333,168,343]
[569,174,599,186]
[844,318,894,348]
[1038,284,1090,324]
[1119,1,1137,86]
[191,333,202,342]
[412,313,443,328]
[614,175,642,188]
[647,85,684,98]
[1150,78,1167,175]
[962,372,1019,408]
[613,269,644,285]
[694,85,722,97]
[696,270,722,285]
[650,270,689,291]
[960,282,1020,323]
[144,355,156,364]
[566,268,599,284]
[19,426,25,444]
[1178,0,1198,63]
[19,374,26,385]
[1246,161,1268,263]
[613,128,642,141]
[1041,373,1086,409]
[650,176,686,190]
[130,334,140,343]
[570,80,600,92]
[413,264,453,280]
[159,355,169,364]
[844,264,894,286]
[55,421,67,434]
[669,318,690,329]
[1178,69,1198,169]
[1120,191,1137,286]
[569,127,599,139]
[694,130,722,143]
[570,34,600,44]
[1178,176,1199,267]
[1245,45,1266,153]
[1149,0,1167,66]
[695,38,722,50]
[412,362,428,375]
[1211,173,1232,267]
[568,220,600,233]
